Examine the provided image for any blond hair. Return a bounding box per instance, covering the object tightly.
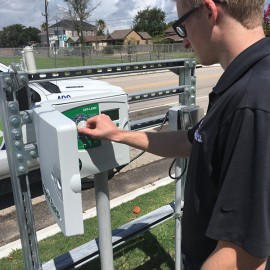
[180,0,266,28]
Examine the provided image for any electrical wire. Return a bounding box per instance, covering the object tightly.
[168,158,187,180]
[108,111,169,179]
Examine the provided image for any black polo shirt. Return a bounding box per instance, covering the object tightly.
[182,37,270,269]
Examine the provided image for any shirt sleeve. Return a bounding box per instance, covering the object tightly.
[206,108,270,257]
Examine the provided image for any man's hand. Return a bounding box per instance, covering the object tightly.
[78,114,121,142]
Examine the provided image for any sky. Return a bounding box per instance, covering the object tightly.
[0,0,270,33]
[0,0,178,33]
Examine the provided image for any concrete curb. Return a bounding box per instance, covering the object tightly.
[0,176,174,259]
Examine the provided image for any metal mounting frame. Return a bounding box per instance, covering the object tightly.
[0,72,42,270]
[1,58,197,270]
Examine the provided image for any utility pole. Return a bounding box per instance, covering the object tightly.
[44,0,50,57]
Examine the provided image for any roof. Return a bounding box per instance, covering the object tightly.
[84,35,109,42]
[49,20,96,31]
[109,29,133,40]
[138,32,152,40]
[165,26,183,42]
[66,36,80,43]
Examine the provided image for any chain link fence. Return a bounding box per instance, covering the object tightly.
[0,44,195,69]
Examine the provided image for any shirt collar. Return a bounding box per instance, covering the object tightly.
[213,37,270,94]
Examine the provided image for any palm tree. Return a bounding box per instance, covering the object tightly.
[96,19,106,36]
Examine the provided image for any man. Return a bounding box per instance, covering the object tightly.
[79,0,270,269]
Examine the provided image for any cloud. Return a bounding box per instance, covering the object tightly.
[0,0,177,31]
[111,0,137,17]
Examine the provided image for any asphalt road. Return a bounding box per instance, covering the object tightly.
[102,65,224,113]
[0,65,223,250]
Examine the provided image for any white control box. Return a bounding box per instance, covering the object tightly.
[32,88,130,236]
[33,103,84,236]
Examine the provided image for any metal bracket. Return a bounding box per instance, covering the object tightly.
[173,212,183,220]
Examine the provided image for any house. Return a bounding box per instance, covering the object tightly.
[107,29,152,45]
[84,35,109,48]
[164,26,183,43]
[65,36,80,48]
[137,32,152,45]
[39,25,153,49]
[39,19,97,48]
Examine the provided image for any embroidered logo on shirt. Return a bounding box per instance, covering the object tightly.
[194,120,203,143]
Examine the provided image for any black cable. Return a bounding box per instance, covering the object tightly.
[169,158,188,180]
[108,111,169,180]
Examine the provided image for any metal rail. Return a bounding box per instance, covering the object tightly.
[27,59,196,82]
[128,86,185,103]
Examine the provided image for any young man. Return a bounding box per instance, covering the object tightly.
[79,0,270,269]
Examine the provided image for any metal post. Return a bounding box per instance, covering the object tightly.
[175,158,187,270]
[175,60,196,270]
[0,73,42,270]
[175,159,182,270]
[44,0,50,58]
[94,171,114,270]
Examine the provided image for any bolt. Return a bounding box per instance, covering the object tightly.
[18,166,25,173]
[10,116,21,128]
[14,141,22,148]
[5,77,12,86]
[185,61,190,68]
[8,102,18,114]
[11,129,21,140]
[22,113,32,124]
[30,150,37,159]
[19,75,26,84]
[17,153,23,161]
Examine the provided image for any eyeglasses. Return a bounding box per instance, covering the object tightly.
[172,6,202,38]
[172,0,225,38]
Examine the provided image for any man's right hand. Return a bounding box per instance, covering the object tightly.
[78,114,121,142]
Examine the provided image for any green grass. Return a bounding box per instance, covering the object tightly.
[0,52,196,69]
[0,182,177,270]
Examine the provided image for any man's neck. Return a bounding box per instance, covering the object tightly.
[218,22,265,69]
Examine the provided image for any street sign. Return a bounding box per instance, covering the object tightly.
[59,35,67,41]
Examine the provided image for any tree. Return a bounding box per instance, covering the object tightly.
[133,7,166,38]
[96,19,106,35]
[40,22,48,32]
[0,24,40,47]
[25,27,41,44]
[264,3,270,36]
[63,0,101,65]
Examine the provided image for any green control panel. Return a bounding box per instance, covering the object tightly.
[63,103,101,150]
[46,90,129,178]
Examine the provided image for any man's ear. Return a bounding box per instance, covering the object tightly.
[204,0,219,25]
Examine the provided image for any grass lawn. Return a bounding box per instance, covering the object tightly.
[0,182,177,270]
[0,52,196,70]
